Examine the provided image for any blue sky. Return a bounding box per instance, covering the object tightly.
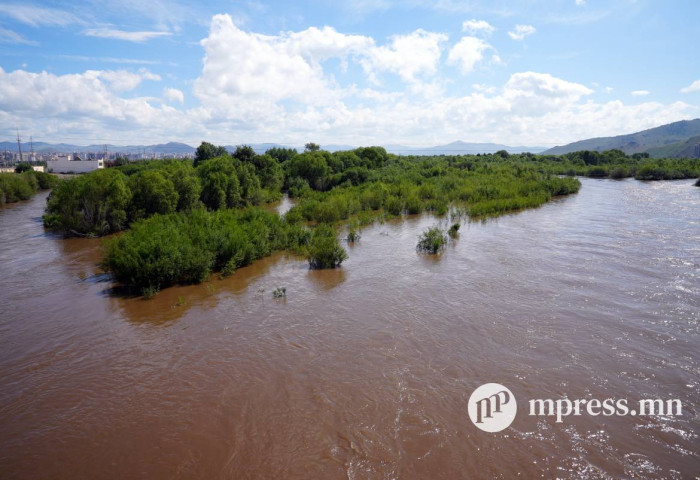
[0,0,698,147]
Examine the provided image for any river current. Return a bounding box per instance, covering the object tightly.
[0,178,698,479]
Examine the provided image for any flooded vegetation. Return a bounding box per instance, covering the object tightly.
[1,178,698,479]
[0,170,56,206]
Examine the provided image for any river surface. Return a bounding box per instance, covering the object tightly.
[1,179,698,479]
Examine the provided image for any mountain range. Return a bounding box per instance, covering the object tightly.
[0,140,546,156]
[3,119,699,158]
[543,119,700,157]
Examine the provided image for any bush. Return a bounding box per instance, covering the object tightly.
[417,227,447,254]
[346,228,361,243]
[44,169,131,235]
[448,223,460,238]
[307,223,348,269]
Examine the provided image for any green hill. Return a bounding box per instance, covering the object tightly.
[645,134,700,158]
[544,119,700,156]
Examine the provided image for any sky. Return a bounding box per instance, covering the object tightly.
[0,0,699,148]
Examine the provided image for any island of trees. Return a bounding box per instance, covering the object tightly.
[0,164,57,206]
[36,143,699,297]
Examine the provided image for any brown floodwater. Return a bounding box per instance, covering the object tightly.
[0,179,698,479]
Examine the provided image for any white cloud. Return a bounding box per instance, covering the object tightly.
[0,4,82,27]
[447,36,492,74]
[2,16,699,148]
[680,79,700,94]
[0,68,178,125]
[193,14,359,115]
[503,71,593,114]
[94,69,161,92]
[604,86,613,94]
[461,19,495,36]
[631,90,650,96]
[361,29,447,82]
[0,27,38,45]
[473,83,496,94]
[82,28,172,42]
[163,87,184,104]
[575,0,586,5]
[508,24,536,41]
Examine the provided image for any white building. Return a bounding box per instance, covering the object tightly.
[47,155,104,173]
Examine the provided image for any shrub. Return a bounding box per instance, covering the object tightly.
[307,223,348,269]
[346,228,361,243]
[448,223,460,238]
[417,227,447,254]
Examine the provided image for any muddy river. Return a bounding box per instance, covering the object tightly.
[1,178,698,479]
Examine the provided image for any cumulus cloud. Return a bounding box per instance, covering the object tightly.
[82,28,172,42]
[631,90,650,96]
[163,87,184,104]
[447,36,492,74]
[193,14,357,116]
[680,79,700,93]
[95,69,161,92]
[461,19,495,36]
[361,29,447,82]
[2,16,699,148]
[508,24,536,41]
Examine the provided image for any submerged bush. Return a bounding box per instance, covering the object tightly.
[448,223,460,238]
[346,228,361,243]
[417,227,447,254]
[102,207,306,295]
[307,223,348,269]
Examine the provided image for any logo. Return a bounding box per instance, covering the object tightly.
[468,383,517,432]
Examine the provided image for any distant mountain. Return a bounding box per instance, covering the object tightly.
[644,134,700,158]
[543,119,700,156]
[385,141,546,156]
[0,141,196,155]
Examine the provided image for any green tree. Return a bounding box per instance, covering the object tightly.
[266,147,297,164]
[128,170,178,221]
[15,162,32,173]
[232,145,256,163]
[194,141,228,167]
[289,151,330,190]
[307,223,347,269]
[305,142,321,152]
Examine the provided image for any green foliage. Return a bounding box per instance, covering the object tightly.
[44,141,699,295]
[43,169,131,235]
[417,227,447,254]
[346,228,361,243]
[448,223,460,238]
[289,151,330,190]
[305,142,321,152]
[0,172,38,205]
[194,141,228,167]
[14,162,32,173]
[307,223,348,269]
[102,207,303,294]
[128,170,178,221]
[266,147,297,164]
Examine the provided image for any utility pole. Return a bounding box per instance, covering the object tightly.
[16,129,22,164]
